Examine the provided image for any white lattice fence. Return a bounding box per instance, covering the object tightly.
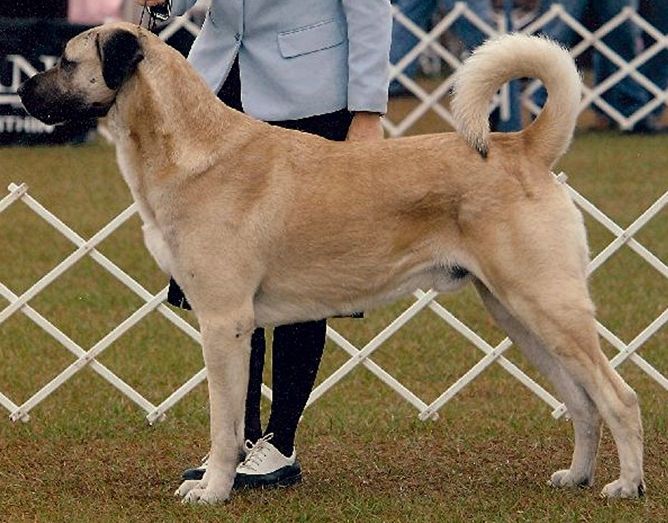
[388,3,668,135]
[1,171,665,424]
[1,5,666,423]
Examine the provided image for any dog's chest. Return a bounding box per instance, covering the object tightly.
[115,145,174,275]
[141,221,173,274]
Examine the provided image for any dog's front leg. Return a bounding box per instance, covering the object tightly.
[177,311,253,504]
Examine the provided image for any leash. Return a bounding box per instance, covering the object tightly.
[138,0,172,31]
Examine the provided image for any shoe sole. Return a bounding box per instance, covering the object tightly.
[272,470,302,489]
[181,469,303,489]
[234,468,302,490]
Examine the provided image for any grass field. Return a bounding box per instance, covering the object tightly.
[0,131,666,522]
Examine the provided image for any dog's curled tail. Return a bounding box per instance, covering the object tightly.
[451,33,582,167]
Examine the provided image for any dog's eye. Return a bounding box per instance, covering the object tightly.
[60,56,77,71]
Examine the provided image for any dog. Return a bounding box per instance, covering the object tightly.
[19,22,645,504]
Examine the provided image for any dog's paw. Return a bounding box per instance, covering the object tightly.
[549,469,592,489]
[600,478,645,499]
[176,474,233,505]
[181,486,231,505]
[175,479,205,498]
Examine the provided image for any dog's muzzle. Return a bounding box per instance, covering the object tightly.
[19,74,110,125]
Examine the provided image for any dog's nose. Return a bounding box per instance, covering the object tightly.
[17,82,26,98]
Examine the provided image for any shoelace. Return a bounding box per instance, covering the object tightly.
[239,433,275,472]
[196,433,276,470]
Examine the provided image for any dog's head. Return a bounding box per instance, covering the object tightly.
[18,24,144,125]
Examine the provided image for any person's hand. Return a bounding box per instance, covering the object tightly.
[346,112,384,142]
[136,0,166,6]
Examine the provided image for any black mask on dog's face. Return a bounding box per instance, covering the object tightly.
[18,27,144,125]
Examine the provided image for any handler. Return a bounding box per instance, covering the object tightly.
[139,0,392,489]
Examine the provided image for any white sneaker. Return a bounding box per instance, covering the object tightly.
[235,433,302,488]
[180,433,302,488]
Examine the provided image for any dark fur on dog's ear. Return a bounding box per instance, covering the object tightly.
[97,29,144,90]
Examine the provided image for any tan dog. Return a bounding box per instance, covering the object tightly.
[19,22,645,504]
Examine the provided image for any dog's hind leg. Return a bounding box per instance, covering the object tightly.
[474,269,644,498]
[176,302,254,504]
[474,280,601,489]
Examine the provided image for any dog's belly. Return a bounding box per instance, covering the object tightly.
[253,264,470,327]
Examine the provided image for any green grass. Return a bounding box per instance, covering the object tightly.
[0,132,666,522]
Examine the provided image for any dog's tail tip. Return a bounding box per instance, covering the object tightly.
[453,115,490,160]
[467,136,489,160]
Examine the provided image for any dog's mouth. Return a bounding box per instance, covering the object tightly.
[26,107,67,126]
[22,96,111,126]
[22,105,68,126]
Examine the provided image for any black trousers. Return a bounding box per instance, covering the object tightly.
[168,58,353,455]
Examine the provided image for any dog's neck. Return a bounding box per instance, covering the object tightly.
[106,43,264,228]
[107,44,259,181]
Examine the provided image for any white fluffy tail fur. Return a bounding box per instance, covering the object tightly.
[452,33,582,167]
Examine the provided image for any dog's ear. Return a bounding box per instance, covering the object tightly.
[97,29,144,90]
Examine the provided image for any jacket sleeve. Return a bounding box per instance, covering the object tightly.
[341,0,392,114]
[167,0,198,17]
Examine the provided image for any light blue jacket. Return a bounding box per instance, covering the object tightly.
[168,0,392,121]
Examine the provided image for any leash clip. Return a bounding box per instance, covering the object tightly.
[139,0,171,30]
[150,0,172,22]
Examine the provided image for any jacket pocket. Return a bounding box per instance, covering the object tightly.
[277,19,345,58]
